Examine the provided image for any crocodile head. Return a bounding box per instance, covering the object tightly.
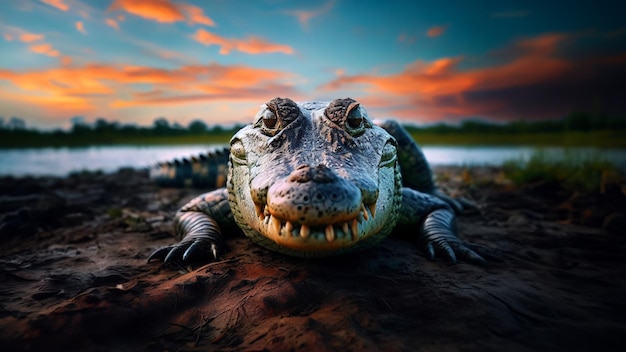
[227,97,403,257]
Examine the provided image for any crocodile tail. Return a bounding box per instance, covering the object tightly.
[150,147,230,188]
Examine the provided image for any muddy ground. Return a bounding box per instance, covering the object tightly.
[1,167,625,351]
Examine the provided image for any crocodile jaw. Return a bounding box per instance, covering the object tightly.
[252,201,379,251]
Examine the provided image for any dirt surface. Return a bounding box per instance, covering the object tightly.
[1,167,625,351]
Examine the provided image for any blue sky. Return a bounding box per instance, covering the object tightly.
[0,0,624,129]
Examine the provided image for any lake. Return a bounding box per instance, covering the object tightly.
[1,145,625,177]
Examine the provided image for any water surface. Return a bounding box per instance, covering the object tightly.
[1,145,625,177]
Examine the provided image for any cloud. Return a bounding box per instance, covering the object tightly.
[105,18,120,30]
[192,29,294,55]
[284,0,334,31]
[76,21,87,34]
[29,43,60,57]
[0,26,60,58]
[19,32,44,43]
[179,3,215,26]
[427,26,446,38]
[108,0,214,26]
[40,0,69,11]
[0,62,297,118]
[321,32,626,122]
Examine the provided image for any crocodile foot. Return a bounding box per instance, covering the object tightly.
[148,234,222,266]
[419,209,485,265]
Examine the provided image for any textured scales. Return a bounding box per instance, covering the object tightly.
[148,98,485,265]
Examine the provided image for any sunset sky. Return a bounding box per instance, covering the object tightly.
[0,0,624,129]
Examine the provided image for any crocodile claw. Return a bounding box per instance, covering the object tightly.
[419,209,486,265]
[147,246,172,262]
[147,210,224,266]
[148,238,221,266]
[422,234,485,265]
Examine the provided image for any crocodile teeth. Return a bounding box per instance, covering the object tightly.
[271,216,282,236]
[351,219,359,240]
[325,225,335,242]
[284,221,294,236]
[266,216,279,238]
[300,224,310,238]
[342,222,350,237]
[368,203,376,218]
[255,204,265,221]
[361,203,369,221]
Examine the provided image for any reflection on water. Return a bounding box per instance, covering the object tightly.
[1,144,625,177]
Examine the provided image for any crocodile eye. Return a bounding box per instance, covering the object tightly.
[345,106,366,136]
[262,110,278,130]
[346,109,364,129]
[256,98,301,137]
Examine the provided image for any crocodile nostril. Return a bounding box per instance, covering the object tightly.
[288,164,338,183]
[267,166,363,225]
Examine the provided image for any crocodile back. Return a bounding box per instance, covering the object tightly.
[149,147,230,188]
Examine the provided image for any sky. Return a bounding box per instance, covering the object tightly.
[0,0,624,130]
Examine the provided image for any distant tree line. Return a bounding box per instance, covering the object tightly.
[405,112,626,135]
[0,116,246,147]
[0,111,624,148]
[0,116,27,130]
[64,116,245,137]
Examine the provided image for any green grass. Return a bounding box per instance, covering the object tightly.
[502,150,621,192]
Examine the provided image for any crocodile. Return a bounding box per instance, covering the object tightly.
[148,97,485,265]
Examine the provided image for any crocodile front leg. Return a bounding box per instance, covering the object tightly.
[398,188,485,264]
[148,188,235,265]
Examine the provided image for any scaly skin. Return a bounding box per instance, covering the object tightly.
[148,97,485,265]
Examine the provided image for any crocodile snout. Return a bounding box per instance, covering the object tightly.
[266,164,363,226]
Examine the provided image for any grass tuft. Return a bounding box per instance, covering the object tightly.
[502,150,621,193]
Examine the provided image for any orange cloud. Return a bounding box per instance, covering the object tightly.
[192,29,294,55]
[108,0,214,26]
[0,62,297,116]
[4,33,14,42]
[76,21,87,34]
[19,32,44,43]
[105,18,120,30]
[179,3,215,26]
[41,0,69,11]
[321,33,592,121]
[29,43,60,57]
[322,56,474,97]
[516,33,565,55]
[284,0,334,30]
[427,26,446,38]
